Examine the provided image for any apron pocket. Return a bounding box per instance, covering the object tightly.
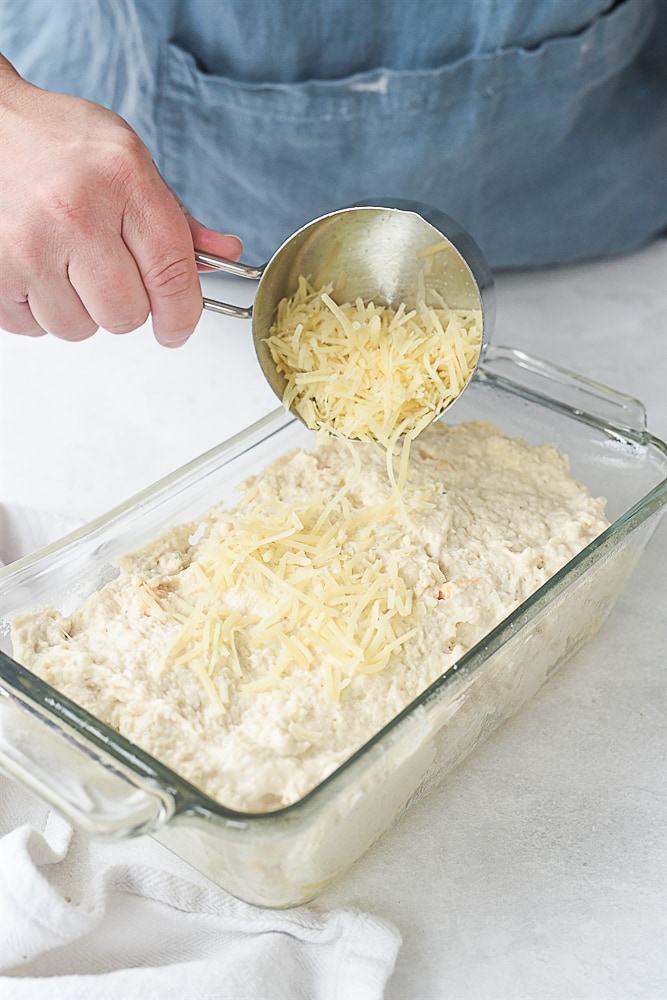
[156,0,660,267]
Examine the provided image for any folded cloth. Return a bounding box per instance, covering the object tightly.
[0,505,401,999]
[0,502,82,567]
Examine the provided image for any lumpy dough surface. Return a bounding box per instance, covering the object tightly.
[12,422,609,812]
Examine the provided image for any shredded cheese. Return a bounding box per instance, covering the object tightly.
[149,273,481,709]
[263,275,482,457]
[160,457,422,708]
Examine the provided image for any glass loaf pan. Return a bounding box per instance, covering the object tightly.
[0,346,665,908]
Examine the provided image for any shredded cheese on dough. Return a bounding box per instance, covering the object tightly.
[161,446,419,708]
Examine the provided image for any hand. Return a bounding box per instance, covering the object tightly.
[0,56,242,347]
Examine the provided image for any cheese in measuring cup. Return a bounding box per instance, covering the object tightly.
[263,270,483,488]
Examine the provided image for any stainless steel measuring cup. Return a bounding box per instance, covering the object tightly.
[196,199,495,417]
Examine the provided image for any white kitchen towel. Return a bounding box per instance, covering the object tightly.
[0,502,83,567]
[0,504,402,999]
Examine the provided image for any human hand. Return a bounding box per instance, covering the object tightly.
[0,56,242,347]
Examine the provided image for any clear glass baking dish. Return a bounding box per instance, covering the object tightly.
[1,346,665,908]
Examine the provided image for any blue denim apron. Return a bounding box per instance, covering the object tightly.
[2,0,665,267]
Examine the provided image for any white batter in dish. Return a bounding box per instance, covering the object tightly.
[11,421,609,812]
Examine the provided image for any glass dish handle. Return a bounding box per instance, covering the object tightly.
[0,688,175,838]
[481,346,648,437]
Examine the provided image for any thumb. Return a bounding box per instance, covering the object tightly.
[148,159,243,265]
[183,210,243,269]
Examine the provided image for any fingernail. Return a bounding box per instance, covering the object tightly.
[162,334,191,349]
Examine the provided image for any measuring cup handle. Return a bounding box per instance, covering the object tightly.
[195,249,263,320]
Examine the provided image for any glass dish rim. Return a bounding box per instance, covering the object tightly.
[2,347,666,827]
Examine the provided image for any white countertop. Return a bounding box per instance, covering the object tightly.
[1,240,665,998]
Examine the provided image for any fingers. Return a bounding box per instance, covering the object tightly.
[1,282,96,342]
[185,212,243,269]
[26,277,97,342]
[149,167,243,272]
[67,240,150,336]
[3,196,244,347]
[0,76,243,347]
[119,178,204,347]
[121,177,245,347]
[0,242,144,341]
[54,142,202,347]
[0,297,47,338]
[0,256,94,339]
[114,186,246,345]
